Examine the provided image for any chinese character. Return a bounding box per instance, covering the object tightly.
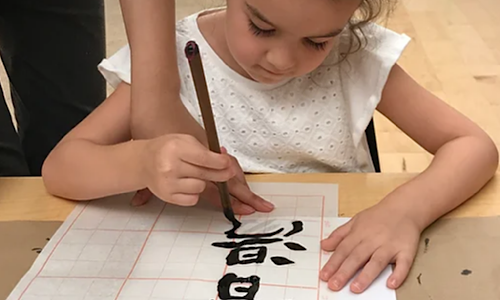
[218,273,260,300]
[212,221,307,266]
[214,220,308,299]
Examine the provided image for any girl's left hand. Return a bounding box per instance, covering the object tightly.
[320,201,422,293]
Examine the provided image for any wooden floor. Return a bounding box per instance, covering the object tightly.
[2,0,499,173]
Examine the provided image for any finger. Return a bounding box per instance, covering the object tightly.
[220,153,265,213]
[387,252,414,289]
[321,221,352,251]
[167,193,200,207]
[175,139,231,170]
[130,188,154,206]
[221,146,247,184]
[231,197,257,215]
[227,152,247,184]
[179,161,235,183]
[228,179,274,212]
[350,249,394,293]
[204,182,255,215]
[320,236,358,282]
[327,241,374,291]
[172,178,207,195]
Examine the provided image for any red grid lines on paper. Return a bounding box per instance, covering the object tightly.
[17,191,328,300]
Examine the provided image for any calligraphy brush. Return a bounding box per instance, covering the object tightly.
[184,41,241,228]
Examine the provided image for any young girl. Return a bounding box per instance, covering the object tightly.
[42,0,498,295]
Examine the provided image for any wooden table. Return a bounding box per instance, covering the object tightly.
[1,173,499,221]
[1,174,500,300]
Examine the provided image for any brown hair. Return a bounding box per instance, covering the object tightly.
[342,0,397,57]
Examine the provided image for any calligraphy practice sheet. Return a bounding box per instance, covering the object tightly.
[7,183,396,300]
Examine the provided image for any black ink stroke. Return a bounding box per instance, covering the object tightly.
[225,225,284,239]
[284,242,307,251]
[271,256,295,266]
[212,238,283,249]
[31,247,42,254]
[283,221,303,237]
[218,273,260,300]
[227,246,267,266]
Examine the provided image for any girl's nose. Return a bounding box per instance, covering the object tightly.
[266,46,296,73]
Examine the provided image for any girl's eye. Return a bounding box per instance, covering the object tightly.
[304,39,329,51]
[249,20,275,37]
[248,19,328,51]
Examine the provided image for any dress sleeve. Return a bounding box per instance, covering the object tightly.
[340,23,411,147]
[97,45,132,88]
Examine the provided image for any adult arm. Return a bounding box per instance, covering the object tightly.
[119,0,207,142]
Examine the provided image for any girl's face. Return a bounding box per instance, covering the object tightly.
[225,0,361,84]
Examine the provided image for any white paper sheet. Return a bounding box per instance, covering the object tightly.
[7,182,395,300]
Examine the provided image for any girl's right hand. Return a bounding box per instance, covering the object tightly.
[135,134,274,215]
[199,147,275,214]
[140,134,235,206]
